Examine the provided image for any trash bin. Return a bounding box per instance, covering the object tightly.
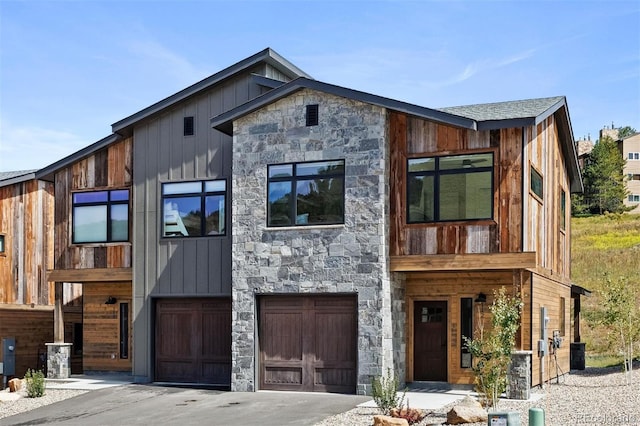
[570,342,586,370]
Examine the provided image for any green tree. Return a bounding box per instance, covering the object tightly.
[464,287,523,409]
[600,274,640,384]
[617,126,637,139]
[581,136,627,214]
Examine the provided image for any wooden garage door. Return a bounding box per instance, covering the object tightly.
[155,298,231,386]
[259,295,357,393]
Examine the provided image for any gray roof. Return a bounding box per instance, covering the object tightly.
[438,96,566,129]
[0,169,38,187]
[112,48,311,135]
[210,77,476,135]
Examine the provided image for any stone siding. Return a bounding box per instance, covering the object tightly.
[231,89,402,394]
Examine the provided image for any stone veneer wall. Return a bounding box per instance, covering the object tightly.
[231,88,403,394]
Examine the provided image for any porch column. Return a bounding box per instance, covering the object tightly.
[54,281,64,342]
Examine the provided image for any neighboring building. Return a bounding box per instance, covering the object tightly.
[212,81,582,392]
[618,132,640,213]
[25,48,584,395]
[0,171,81,378]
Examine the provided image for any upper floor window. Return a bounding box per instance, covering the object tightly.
[162,180,225,237]
[0,234,5,254]
[72,190,129,243]
[407,152,493,223]
[268,160,344,227]
[531,167,543,199]
[184,116,195,136]
[628,152,639,160]
[629,194,640,203]
[306,104,319,126]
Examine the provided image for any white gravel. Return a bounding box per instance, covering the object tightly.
[0,388,87,420]
[315,365,640,425]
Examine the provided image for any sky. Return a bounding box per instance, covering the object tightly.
[0,0,638,172]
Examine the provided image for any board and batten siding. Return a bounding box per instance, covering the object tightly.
[0,179,54,305]
[53,137,133,271]
[132,69,272,382]
[389,112,523,257]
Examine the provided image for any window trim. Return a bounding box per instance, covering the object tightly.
[530,166,544,200]
[71,189,130,244]
[184,116,195,136]
[267,159,345,227]
[161,178,227,238]
[406,151,495,223]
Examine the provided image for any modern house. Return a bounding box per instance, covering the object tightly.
[618,132,640,213]
[0,171,81,378]
[26,48,583,395]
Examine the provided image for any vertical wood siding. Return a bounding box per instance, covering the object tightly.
[0,180,54,305]
[54,137,133,271]
[389,112,514,256]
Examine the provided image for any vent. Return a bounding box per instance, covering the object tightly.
[306,104,319,126]
[184,116,195,136]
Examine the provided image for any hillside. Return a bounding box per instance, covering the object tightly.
[571,213,640,358]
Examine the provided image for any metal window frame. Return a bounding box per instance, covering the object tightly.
[161,179,227,238]
[184,116,195,136]
[267,159,345,227]
[406,152,495,223]
[71,189,130,244]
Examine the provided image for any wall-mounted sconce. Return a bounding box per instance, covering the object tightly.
[105,296,117,305]
[474,292,487,312]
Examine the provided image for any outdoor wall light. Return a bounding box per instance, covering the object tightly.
[105,296,117,305]
[474,293,487,304]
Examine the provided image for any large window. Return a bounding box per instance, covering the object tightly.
[162,180,226,237]
[407,152,493,222]
[72,190,129,243]
[268,160,344,227]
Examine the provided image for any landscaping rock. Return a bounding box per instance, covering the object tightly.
[446,404,488,425]
[8,379,22,393]
[373,414,409,426]
[457,395,482,408]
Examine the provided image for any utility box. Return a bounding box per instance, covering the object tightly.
[488,412,521,426]
[2,337,16,376]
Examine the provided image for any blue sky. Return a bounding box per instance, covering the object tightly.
[1,0,638,172]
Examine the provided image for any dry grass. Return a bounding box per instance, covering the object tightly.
[571,213,640,354]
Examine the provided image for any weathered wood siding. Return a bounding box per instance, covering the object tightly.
[0,179,54,305]
[82,282,132,372]
[530,274,571,387]
[53,137,133,271]
[389,112,523,256]
[132,67,272,381]
[523,115,571,282]
[405,271,525,384]
[0,307,53,377]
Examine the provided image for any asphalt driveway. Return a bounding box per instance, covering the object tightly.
[3,384,370,426]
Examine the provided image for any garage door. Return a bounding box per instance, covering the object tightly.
[155,298,231,386]
[259,295,357,393]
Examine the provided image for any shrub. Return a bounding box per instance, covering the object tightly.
[24,368,46,398]
[371,369,405,415]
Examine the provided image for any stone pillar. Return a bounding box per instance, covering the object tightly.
[507,350,532,400]
[46,343,72,379]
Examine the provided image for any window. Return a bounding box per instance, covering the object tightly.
[72,190,129,243]
[460,297,473,368]
[407,152,493,222]
[267,160,344,227]
[629,194,640,203]
[560,189,566,230]
[0,234,5,254]
[559,297,566,337]
[306,104,319,126]
[628,152,639,160]
[120,303,129,359]
[531,167,543,199]
[162,180,226,237]
[184,116,194,136]
[73,323,83,356]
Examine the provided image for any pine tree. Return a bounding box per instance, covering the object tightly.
[581,136,627,214]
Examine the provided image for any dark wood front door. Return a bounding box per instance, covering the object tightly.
[155,298,231,385]
[259,295,357,393]
[414,301,447,381]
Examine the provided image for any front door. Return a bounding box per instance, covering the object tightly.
[414,301,447,381]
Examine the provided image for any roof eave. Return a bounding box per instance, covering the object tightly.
[112,48,310,135]
[36,134,122,182]
[0,172,37,188]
